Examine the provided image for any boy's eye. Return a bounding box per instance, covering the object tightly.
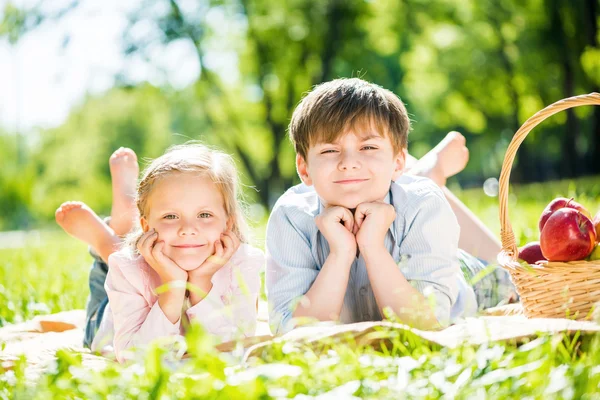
[163,214,178,220]
[199,212,212,218]
[320,149,338,154]
[362,145,377,150]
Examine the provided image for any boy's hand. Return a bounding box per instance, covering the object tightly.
[315,206,357,261]
[137,229,188,283]
[188,230,241,281]
[354,201,396,254]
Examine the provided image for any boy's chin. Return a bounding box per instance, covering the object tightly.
[325,193,385,210]
[335,200,362,210]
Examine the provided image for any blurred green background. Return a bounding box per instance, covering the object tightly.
[1,0,599,231]
[0,0,599,326]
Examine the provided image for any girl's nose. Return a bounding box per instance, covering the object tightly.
[179,221,198,236]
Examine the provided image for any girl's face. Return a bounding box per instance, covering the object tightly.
[140,172,230,271]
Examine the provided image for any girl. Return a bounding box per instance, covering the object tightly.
[58,143,264,363]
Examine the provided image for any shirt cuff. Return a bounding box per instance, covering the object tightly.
[185,285,224,322]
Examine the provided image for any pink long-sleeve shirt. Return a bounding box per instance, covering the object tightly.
[91,243,264,362]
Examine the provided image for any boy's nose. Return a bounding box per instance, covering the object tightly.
[338,153,361,170]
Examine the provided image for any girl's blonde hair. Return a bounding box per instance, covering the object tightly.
[125,142,249,253]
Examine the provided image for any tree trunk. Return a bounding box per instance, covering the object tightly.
[585,0,600,174]
[562,59,579,178]
[488,5,537,182]
[549,0,579,179]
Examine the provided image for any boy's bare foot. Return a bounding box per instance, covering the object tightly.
[55,201,120,262]
[109,147,139,236]
[405,131,469,187]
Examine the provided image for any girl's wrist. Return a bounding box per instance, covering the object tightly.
[188,274,214,306]
[157,287,186,310]
[157,289,186,324]
[189,266,218,281]
[158,270,188,285]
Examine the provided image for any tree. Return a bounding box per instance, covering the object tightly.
[2,0,599,217]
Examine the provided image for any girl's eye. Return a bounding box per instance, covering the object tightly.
[199,212,212,218]
[163,214,177,220]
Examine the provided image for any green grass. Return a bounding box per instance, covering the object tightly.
[454,175,600,246]
[4,323,600,398]
[2,176,600,398]
[0,232,90,327]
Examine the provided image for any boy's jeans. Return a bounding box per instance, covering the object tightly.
[458,249,518,310]
[83,248,109,349]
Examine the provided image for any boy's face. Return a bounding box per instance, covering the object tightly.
[297,128,405,209]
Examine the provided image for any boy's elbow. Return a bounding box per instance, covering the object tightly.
[269,310,293,335]
[430,294,453,329]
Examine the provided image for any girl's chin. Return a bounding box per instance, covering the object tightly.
[173,257,209,271]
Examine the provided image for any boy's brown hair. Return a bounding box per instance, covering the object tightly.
[288,78,411,160]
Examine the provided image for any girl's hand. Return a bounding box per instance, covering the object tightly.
[189,230,241,280]
[187,231,241,306]
[137,229,188,283]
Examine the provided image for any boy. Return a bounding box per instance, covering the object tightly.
[266,78,511,334]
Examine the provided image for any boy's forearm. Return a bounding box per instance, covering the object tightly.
[292,252,353,322]
[362,247,441,330]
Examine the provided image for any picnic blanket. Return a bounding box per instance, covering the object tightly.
[2,304,599,381]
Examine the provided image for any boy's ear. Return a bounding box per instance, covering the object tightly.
[296,154,313,186]
[391,149,406,181]
[140,217,149,233]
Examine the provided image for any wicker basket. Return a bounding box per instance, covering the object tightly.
[498,92,600,320]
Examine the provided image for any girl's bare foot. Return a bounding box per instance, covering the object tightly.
[405,131,469,187]
[109,147,139,236]
[55,201,120,262]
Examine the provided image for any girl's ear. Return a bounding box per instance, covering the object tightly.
[140,217,150,233]
[391,149,407,181]
[226,216,234,231]
[296,154,313,186]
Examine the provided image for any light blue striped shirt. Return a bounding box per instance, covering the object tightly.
[265,175,477,334]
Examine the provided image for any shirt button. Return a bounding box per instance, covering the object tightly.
[359,287,368,296]
[363,313,371,320]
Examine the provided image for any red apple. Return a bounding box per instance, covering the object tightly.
[540,208,596,261]
[538,197,591,233]
[518,241,547,264]
[593,211,600,243]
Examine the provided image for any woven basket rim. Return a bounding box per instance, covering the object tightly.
[495,93,600,320]
[498,92,600,265]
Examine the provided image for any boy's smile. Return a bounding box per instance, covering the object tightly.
[297,127,405,209]
[333,178,370,184]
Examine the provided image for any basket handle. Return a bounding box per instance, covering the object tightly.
[498,92,600,265]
